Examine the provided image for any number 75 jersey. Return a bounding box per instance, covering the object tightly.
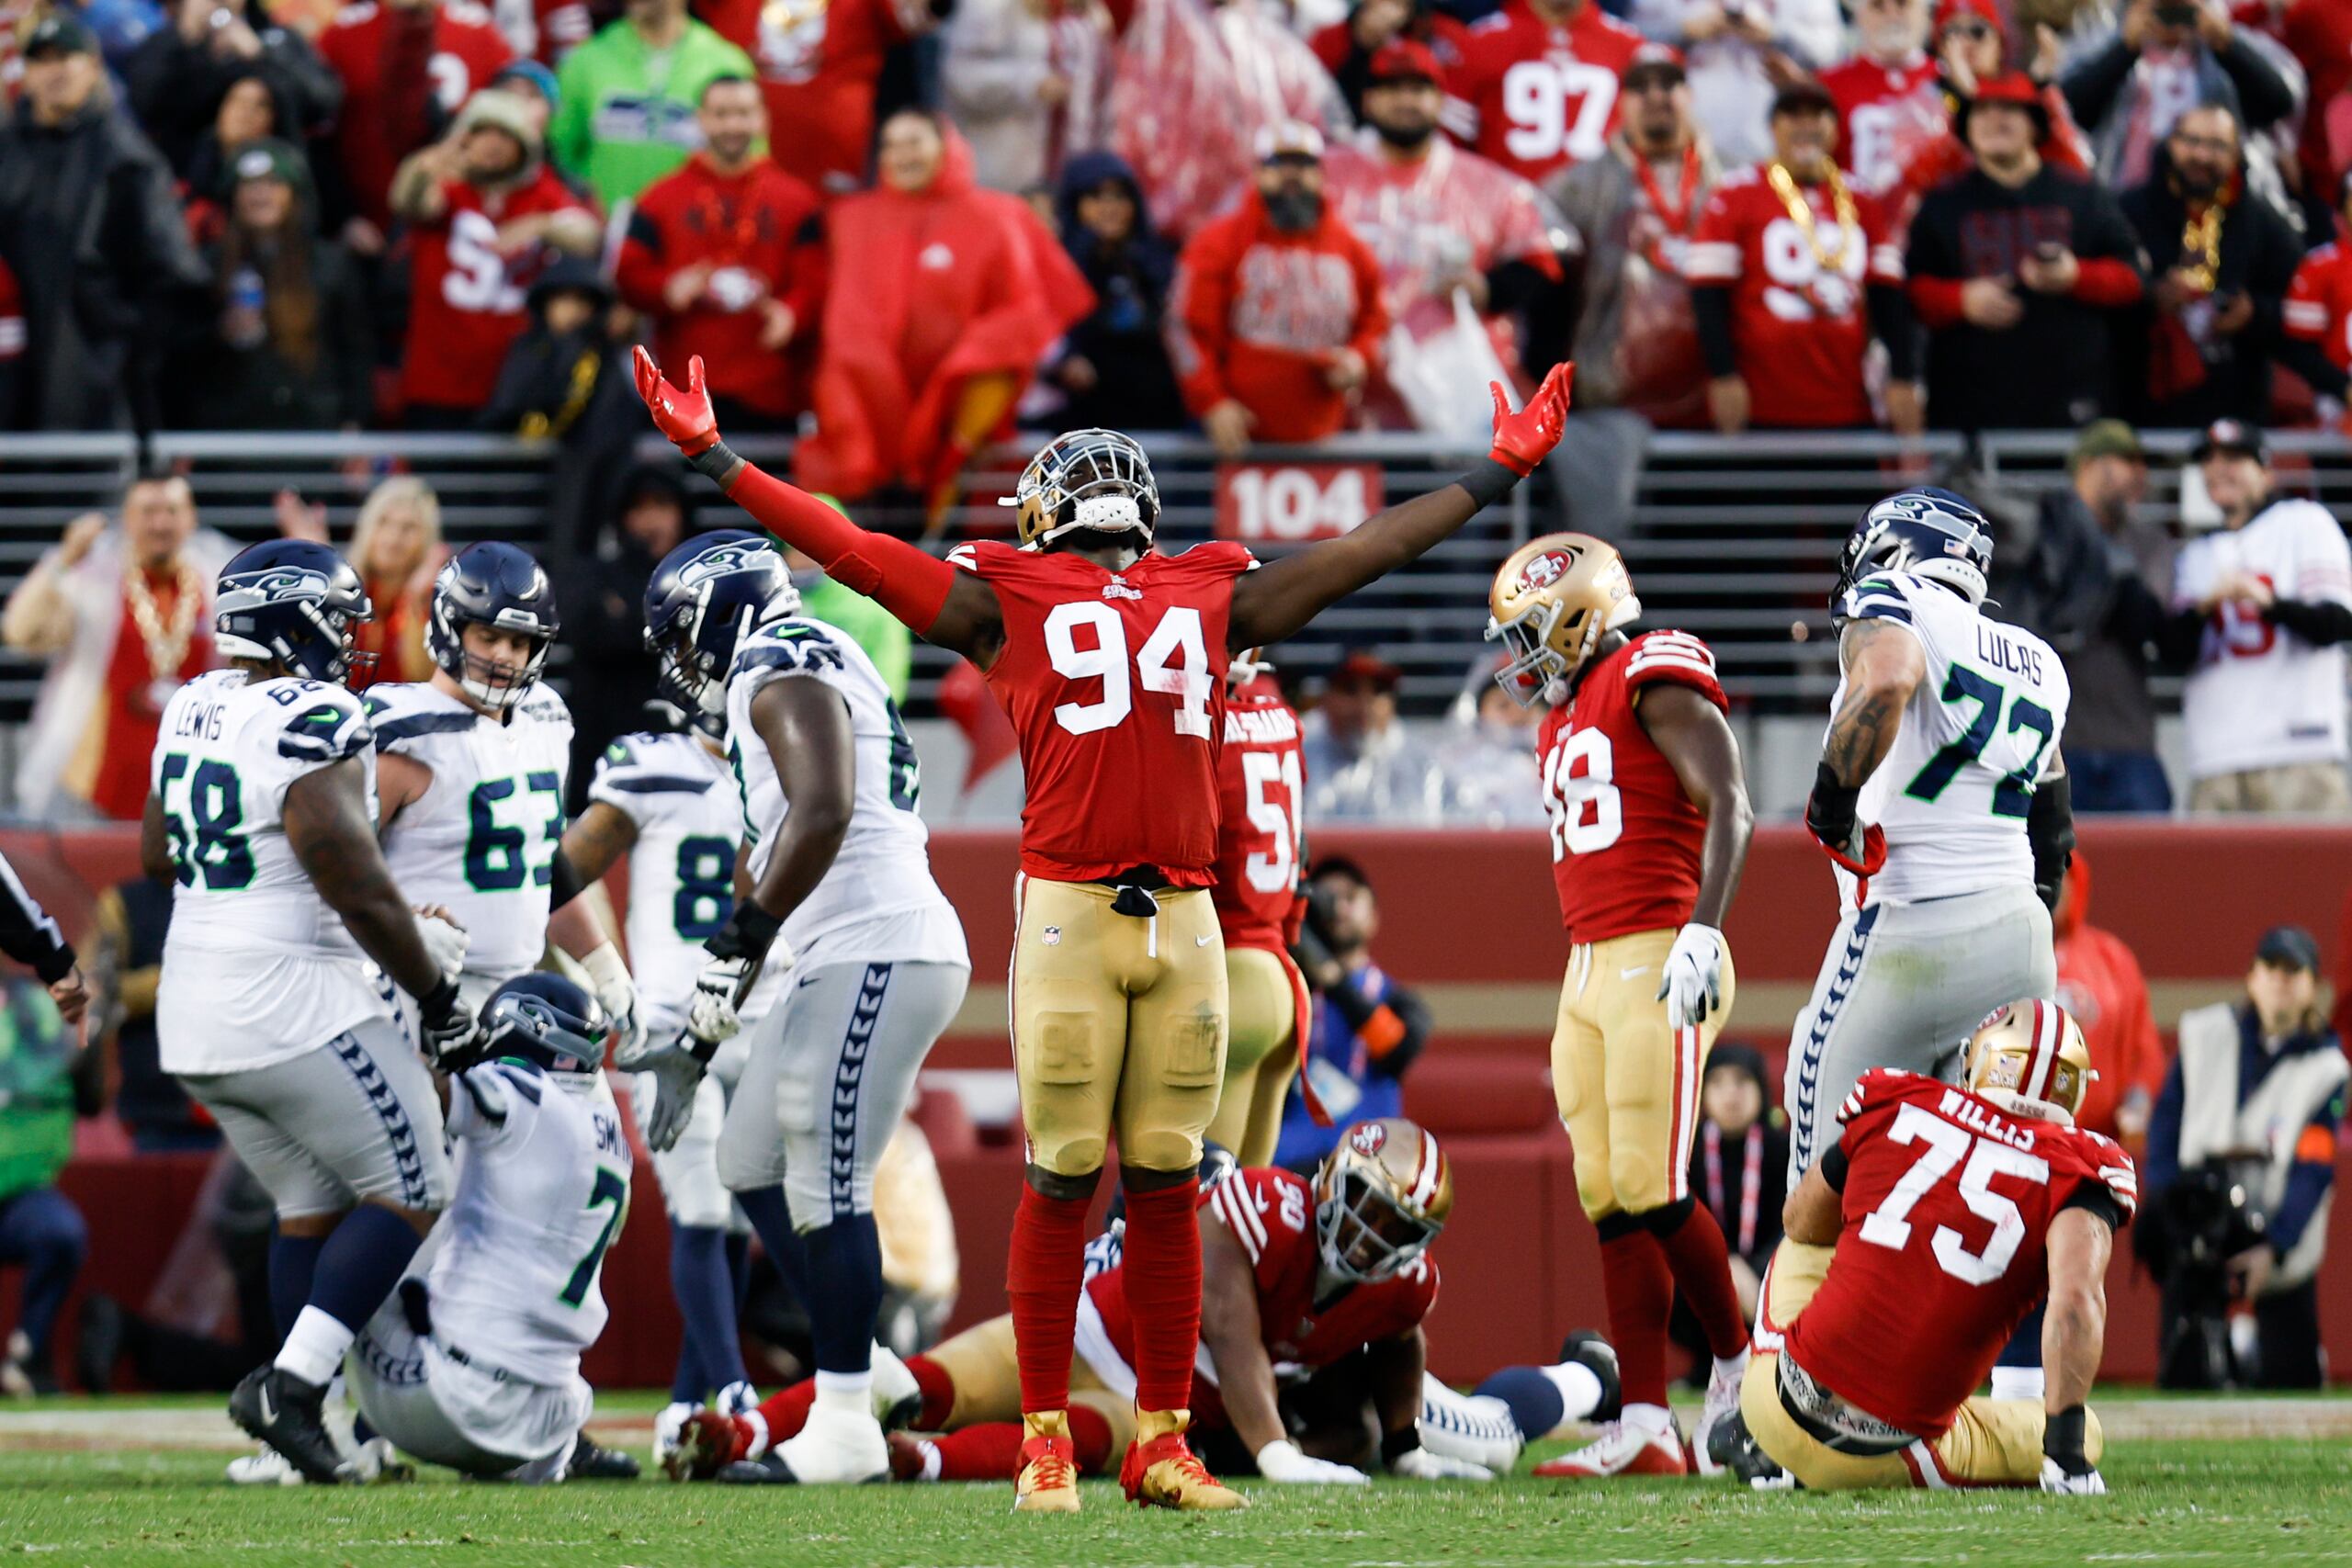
[1835,572,2069,908]
[1536,631,1726,945]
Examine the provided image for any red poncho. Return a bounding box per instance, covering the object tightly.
[796,130,1093,500]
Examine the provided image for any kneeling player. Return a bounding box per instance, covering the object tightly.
[345,975,639,1483]
[673,1121,1499,1485]
[1721,1001,2134,1493]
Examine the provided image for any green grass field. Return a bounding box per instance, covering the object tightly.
[5,1396,2351,1567]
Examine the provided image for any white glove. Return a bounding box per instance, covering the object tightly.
[1657,921,1726,1032]
[414,908,469,981]
[686,909,794,1047]
[687,954,752,1045]
[1389,1445,1494,1482]
[2040,1456,2106,1495]
[1254,1439,1368,1484]
[579,942,646,1059]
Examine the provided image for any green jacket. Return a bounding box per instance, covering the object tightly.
[0,983,75,1202]
[551,19,756,209]
[802,576,913,705]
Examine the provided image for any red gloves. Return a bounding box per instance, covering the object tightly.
[634,347,720,457]
[1807,816,1888,911]
[1487,361,1575,477]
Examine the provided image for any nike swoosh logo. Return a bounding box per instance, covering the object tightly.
[1195,934,1213,947]
[1621,966,1652,980]
[257,1385,277,1425]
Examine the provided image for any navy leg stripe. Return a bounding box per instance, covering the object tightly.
[1791,904,1880,1175]
[828,964,894,1219]
[331,1029,430,1208]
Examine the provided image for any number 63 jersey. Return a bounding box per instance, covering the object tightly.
[1783,1068,2136,1439]
[1834,573,2069,908]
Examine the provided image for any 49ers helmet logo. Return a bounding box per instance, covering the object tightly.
[1348,1122,1388,1156]
[1518,547,1580,592]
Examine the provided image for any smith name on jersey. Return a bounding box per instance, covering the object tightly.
[153,670,390,1077]
[588,731,743,1041]
[367,680,575,981]
[1835,572,2070,907]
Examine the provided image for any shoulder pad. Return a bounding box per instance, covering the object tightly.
[363,683,475,749]
[1837,573,1921,626]
[517,686,572,726]
[945,539,1018,577]
[732,618,850,677]
[1622,629,1724,700]
[594,731,718,797]
[276,686,372,764]
[1838,1066,1928,1124]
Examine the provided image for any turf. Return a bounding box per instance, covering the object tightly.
[5,1408,2352,1567]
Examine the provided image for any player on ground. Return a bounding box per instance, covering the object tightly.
[628,531,968,1484]
[345,974,641,1483]
[635,344,1573,1511]
[1482,534,1756,1478]
[1206,649,1311,1167]
[369,543,639,1033]
[1417,1331,1624,1474]
[1785,491,2074,1362]
[1718,1000,2134,1493]
[147,541,485,1482]
[558,709,763,1456]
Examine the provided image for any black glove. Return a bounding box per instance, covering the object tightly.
[1804,761,1860,852]
[2039,1404,2104,1495]
[417,976,488,1070]
[708,900,784,964]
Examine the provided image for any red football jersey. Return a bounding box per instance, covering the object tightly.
[1686,165,1903,428]
[1819,53,1943,198]
[320,1,517,230]
[401,169,595,412]
[1538,629,1724,944]
[947,539,1255,885]
[748,0,926,197]
[2285,242,2352,374]
[1212,674,1306,953]
[1444,0,1643,185]
[1782,1069,2138,1440]
[1084,1168,1439,1429]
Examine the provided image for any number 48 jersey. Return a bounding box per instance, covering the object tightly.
[1782,1068,2136,1439]
[1834,573,2069,908]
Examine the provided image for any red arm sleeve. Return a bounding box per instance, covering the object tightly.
[2070,257,2143,308]
[724,460,957,633]
[1908,276,1967,328]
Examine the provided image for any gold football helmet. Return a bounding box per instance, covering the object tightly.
[1314,1118,1453,1283]
[1965,999,2093,1119]
[1008,428,1160,549]
[1484,533,1642,705]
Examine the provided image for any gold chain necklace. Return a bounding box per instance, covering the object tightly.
[2178,200,2222,293]
[1764,159,1860,272]
[123,557,201,703]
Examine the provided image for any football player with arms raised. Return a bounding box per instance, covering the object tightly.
[636,346,1573,1511]
[1719,1000,2134,1493]
[146,541,486,1481]
[1483,534,1756,1478]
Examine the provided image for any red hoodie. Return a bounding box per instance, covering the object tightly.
[1167,189,1388,443]
[2053,851,2169,1145]
[796,128,1093,500]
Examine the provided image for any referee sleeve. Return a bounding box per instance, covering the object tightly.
[0,850,75,983]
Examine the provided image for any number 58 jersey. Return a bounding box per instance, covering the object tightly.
[152,670,391,1077]
[1537,630,1727,944]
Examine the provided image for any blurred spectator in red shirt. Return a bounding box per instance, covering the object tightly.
[1310,0,1467,118]
[2281,170,2352,419]
[319,0,515,245]
[389,87,598,427]
[2053,852,2166,1148]
[526,0,594,62]
[1170,120,1389,455]
[941,0,1114,193]
[1109,0,1349,238]
[797,110,1092,523]
[1821,0,1940,197]
[1324,41,1559,428]
[1442,0,1645,185]
[734,0,945,198]
[1688,81,1919,434]
[617,75,824,430]
[1046,150,1188,429]
[1895,0,2090,219]
[2280,0,2351,204]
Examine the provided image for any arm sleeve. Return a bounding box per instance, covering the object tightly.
[1818,1139,1849,1192]
[722,460,957,633]
[1867,279,1918,379]
[2264,597,2352,645]
[1690,285,1737,378]
[0,852,74,983]
[2060,1182,2129,1233]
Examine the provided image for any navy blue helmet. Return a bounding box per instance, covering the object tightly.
[428,542,559,712]
[213,540,375,685]
[481,972,605,1076]
[642,531,797,738]
[1833,486,1995,615]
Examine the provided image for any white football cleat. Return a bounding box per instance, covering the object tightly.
[345,1435,413,1483]
[226,1448,304,1486]
[869,1346,921,1428]
[769,1403,891,1484]
[1690,1348,1749,1478]
[1531,1416,1689,1480]
[654,1402,700,1466]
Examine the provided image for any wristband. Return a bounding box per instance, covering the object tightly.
[684,1031,722,1066]
[1808,761,1860,836]
[2043,1404,2087,1465]
[1458,457,1521,511]
[711,900,785,963]
[1379,1427,1423,1466]
[419,975,461,1026]
[33,942,76,986]
[687,439,743,486]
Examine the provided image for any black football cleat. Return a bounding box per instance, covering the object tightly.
[228,1366,346,1483]
[1706,1410,1792,1488]
[715,1451,799,1484]
[566,1433,642,1481]
[1560,1330,1623,1424]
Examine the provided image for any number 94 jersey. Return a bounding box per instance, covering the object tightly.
[949,539,1257,885]
[1834,573,2069,907]
[1785,1068,2135,1439]
[1537,631,1726,944]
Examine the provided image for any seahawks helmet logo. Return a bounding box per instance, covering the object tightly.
[234,569,327,598]
[679,540,776,587]
[1519,547,1579,591]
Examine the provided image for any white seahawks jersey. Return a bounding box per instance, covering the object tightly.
[2173,499,2352,779]
[368,682,574,982]
[1833,572,2070,906]
[724,616,965,965]
[587,730,740,1041]
[431,1060,630,1386]
[153,670,391,1076]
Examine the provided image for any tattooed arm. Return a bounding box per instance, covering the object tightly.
[1806,618,1925,861]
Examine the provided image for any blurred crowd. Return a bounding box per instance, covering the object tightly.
[0,0,2348,522]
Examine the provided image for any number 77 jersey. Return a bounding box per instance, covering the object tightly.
[949,539,1257,884]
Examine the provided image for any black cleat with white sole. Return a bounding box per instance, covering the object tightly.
[567,1433,642,1481]
[1706,1410,1793,1488]
[716,1451,800,1484]
[228,1366,345,1483]
[1560,1330,1623,1424]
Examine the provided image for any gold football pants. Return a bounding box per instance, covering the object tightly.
[1205,942,1301,1168]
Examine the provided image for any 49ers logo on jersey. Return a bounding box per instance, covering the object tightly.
[1348,1122,1388,1156]
[1519,547,1580,591]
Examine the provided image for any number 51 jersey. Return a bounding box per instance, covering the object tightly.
[1537,630,1727,944]
[153,670,390,1077]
